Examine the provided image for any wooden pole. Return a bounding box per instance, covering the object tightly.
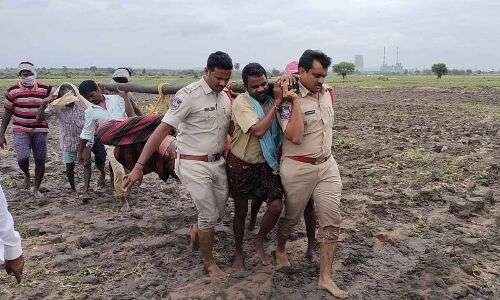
[98,81,247,95]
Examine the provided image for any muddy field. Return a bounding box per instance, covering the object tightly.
[0,87,498,299]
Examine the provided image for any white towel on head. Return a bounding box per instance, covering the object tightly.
[112,68,130,81]
[18,62,37,76]
[48,82,92,112]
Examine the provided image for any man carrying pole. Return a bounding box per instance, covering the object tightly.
[125,51,233,282]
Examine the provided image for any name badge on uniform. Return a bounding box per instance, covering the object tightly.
[204,106,216,111]
[305,110,316,115]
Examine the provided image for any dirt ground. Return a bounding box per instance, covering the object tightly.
[0,87,498,299]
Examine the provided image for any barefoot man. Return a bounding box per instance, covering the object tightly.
[0,62,52,197]
[37,83,106,194]
[274,50,348,298]
[226,63,284,270]
[125,51,233,281]
[78,80,136,210]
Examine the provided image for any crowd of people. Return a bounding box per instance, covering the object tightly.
[0,49,347,298]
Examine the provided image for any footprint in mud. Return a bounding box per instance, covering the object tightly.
[0,165,15,173]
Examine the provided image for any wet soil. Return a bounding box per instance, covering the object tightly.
[0,87,498,299]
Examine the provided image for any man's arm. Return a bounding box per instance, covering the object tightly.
[129,93,143,116]
[248,103,281,138]
[0,185,24,283]
[36,93,58,122]
[283,98,304,144]
[0,110,12,149]
[118,91,136,117]
[279,80,304,145]
[124,122,174,189]
[78,109,96,162]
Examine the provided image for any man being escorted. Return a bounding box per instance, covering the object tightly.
[227,63,284,270]
[274,50,348,298]
[125,51,233,281]
[0,62,52,197]
[78,80,135,210]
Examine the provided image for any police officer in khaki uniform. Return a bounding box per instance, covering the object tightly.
[125,51,233,281]
[274,50,348,299]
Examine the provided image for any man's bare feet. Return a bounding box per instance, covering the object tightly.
[120,198,130,212]
[247,220,256,232]
[254,238,272,266]
[5,255,25,283]
[189,224,199,251]
[318,278,348,299]
[205,263,229,283]
[97,174,106,188]
[274,250,291,268]
[305,246,320,264]
[23,176,30,189]
[232,252,245,271]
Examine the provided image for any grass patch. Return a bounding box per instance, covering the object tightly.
[333,136,355,151]
[400,148,433,166]
[326,74,500,90]
[455,102,500,120]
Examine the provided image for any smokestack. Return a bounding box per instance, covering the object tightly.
[396,46,399,65]
[383,46,386,66]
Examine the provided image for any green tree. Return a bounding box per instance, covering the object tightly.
[431,63,448,79]
[234,63,240,72]
[62,66,71,78]
[271,68,280,77]
[90,66,97,75]
[332,62,355,79]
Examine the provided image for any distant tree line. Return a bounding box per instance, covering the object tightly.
[0,65,498,79]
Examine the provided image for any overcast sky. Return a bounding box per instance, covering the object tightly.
[1,0,499,70]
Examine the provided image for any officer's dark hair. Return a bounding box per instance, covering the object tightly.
[78,80,99,96]
[206,51,233,71]
[58,83,76,98]
[298,49,331,71]
[242,63,267,86]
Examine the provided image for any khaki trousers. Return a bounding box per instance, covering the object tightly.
[105,146,127,198]
[279,156,342,242]
[175,157,229,230]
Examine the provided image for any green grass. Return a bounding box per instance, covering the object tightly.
[1,74,499,90]
[455,102,500,120]
[0,75,197,89]
[326,74,500,89]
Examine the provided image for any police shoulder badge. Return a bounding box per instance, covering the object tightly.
[279,104,291,120]
[170,97,183,110]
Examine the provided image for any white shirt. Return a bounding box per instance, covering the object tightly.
[0,184,23,264]
[80,94,127,143]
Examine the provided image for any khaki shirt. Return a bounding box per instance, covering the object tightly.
[230,92,272,164]
[278,82,334,159]
[162,77,231,155]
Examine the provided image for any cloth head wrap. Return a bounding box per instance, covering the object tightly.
[48,82,93,112]
[112,68,131,82]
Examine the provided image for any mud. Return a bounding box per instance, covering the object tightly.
[0,87,498,299]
